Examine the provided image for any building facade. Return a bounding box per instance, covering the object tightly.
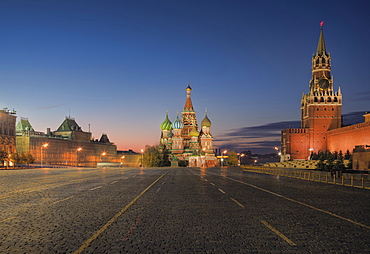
[281,23,370,163]
[0,108,17,166]
[16,117,117,167]
[159,85,218,167]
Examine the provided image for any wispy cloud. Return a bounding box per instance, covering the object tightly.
[215,111,366,153]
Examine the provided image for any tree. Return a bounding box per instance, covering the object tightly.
[0,150,8,167]
[9,153,22,166]
[24,153,35,165]
[344,150,351,160]
[143,146,163,167]
[226,151,239,166]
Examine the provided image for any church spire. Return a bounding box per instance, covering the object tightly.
[184,84,194,112]
[316,21,327,56]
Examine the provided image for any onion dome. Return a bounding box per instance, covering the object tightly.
[201,114,211,127]
[172,115,184,129]
[190,127,200,137]
[160,113,172,131]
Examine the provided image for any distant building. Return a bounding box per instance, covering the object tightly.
[0,108,17,166]
[117,150,141,167]
[281,23,370,165]
[16,117,117,167]
[159,85,218,167]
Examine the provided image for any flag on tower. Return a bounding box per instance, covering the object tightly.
[320,21,324,27]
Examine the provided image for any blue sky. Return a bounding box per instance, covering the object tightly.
[1,0,370,153]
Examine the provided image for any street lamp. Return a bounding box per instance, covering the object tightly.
[238,153,245,166]
[76,147,82,167]
[221,149,227,167]
[275,147,282,162]
[121,155,125,167]
[141,149,144,168]
[309,148,314,160]
[101,152,107,162]
[41,143,49,168]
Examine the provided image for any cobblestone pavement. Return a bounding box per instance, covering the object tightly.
[0,166,369,253]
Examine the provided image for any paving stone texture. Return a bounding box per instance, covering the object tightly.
[0,167,369,253]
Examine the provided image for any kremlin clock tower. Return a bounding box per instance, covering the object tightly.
[282,22,342,160]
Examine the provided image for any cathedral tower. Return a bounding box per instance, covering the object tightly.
[181,85,198,141]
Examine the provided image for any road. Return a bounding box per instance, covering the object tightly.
[0,166,369,253]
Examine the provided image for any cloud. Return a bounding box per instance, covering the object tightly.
[215,111,366,154]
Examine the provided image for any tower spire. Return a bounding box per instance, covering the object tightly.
[184,84,194,112]
[316,21,326,56]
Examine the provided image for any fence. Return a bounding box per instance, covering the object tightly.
[241,166,370,190]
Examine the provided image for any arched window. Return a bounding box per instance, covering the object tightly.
[322,58,326,64]
[320,97,324,102]
[334,97,338,102]
[314,97,318,102]
[327,97,331,102]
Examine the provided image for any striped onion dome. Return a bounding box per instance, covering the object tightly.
[160,113,172,131]
[201,114,211,127]
[172,115,184,129]
[190,127,200,137]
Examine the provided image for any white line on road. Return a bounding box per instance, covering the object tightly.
[52,195,75,205]
[230,197,244,208]
[261,220,296,246]
[110,181,118,184]
[210,182,215,186]
[0,217,15,223]
[226,176,370,230]
[89,186,103,191]
[218,188,225,194]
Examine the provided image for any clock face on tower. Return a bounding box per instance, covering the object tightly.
[319,78,329,89]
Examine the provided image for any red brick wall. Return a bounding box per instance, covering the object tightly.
[327,122,370,153]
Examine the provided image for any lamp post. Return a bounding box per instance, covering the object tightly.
[121,156,125,167]
[76,147,82,167]
[238,153,245,166]
[141,149,144,168]
[41,143,49,168]
[221,149,227,167]
[101,152,107,162]
[309,148,314,160]
[274,146,282,162]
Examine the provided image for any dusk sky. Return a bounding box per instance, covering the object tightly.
[1,0,370,154]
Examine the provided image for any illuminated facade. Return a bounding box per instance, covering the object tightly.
[16,117,117,167]
[281,23,370,161]
[0,108,17,166]
[159,85,217,167]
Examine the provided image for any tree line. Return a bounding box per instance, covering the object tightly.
[0,151,35,167]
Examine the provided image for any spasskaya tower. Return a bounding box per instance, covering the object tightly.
[282,22,342,160]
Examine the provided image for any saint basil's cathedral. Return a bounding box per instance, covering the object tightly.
[159,85,217,167]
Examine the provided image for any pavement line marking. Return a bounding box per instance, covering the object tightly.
[0,217,15,223]
[210,182,215,186]
[230,197,244,208]
[261,220,296,246]
[156,187,161,193]
[52,195,75,205]
[89,186,103,191]
[73,168,171,254]
[225,176,370,230]
[218,188,226,194]
[204,179,208,181]
[110,181,118,184]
